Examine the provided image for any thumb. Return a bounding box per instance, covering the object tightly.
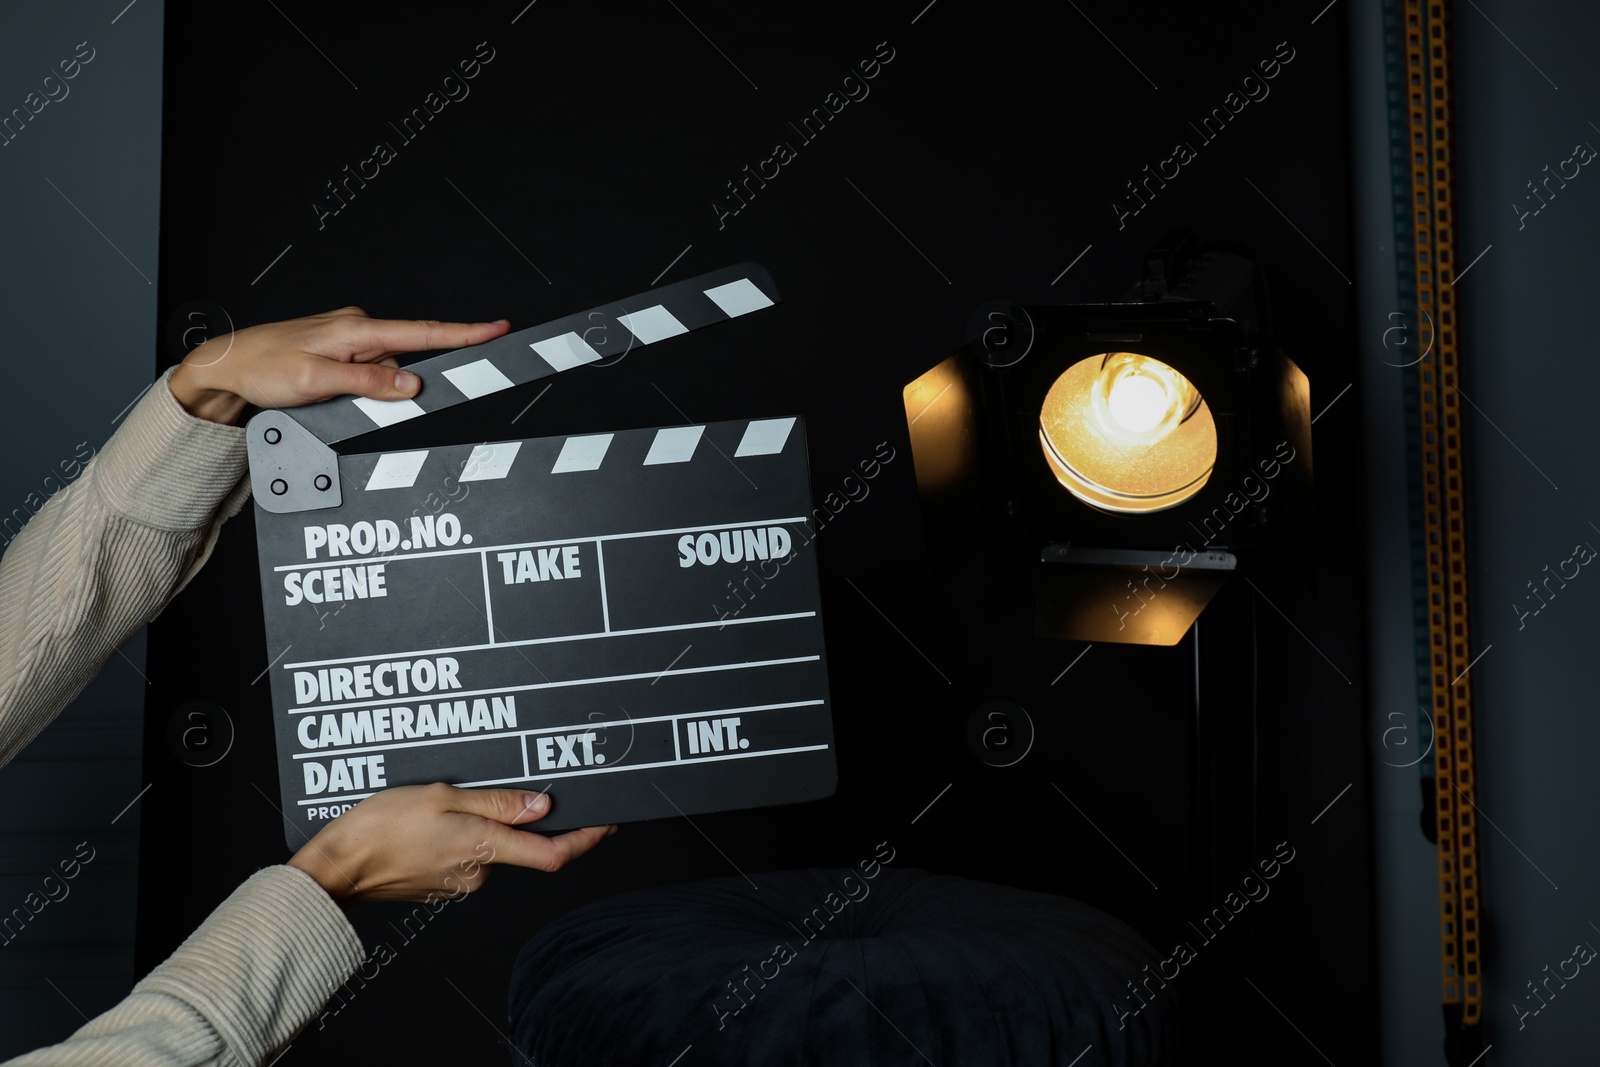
[448,786,553,827]
[304,359,421,403]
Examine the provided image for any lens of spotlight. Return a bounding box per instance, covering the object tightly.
[1039,352,1217,514]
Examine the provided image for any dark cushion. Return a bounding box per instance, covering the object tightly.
[508,866,1183,1065]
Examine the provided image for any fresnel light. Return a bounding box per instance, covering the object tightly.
[902,231,1311,646]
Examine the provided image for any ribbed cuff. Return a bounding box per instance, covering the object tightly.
[134,865,365,1065]
[92,366,248,531]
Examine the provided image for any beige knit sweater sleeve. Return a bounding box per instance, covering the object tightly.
[0,369,364,1066]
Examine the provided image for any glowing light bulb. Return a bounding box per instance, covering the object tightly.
[1106,372,1171,433]
[1037,351,1216,514]
[1088,353,1198,444]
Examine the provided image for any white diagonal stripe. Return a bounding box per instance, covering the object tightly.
[644,425,705,465]
[551,433,614,473]
[366,450,429,490]
[703,278,773,317]
[733,417,796,457]
[442,359,515,399]
[616,305,688,344]
[530,332,604,372]
[353,396,426,427]
[460,441,522,482]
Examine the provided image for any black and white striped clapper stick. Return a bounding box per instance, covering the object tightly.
[248,262,784,513]
[247,263,837,845]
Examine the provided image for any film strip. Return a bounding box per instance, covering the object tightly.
[1387,0,1482,1027]
[247,266,838,848]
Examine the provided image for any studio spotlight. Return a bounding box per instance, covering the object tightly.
[903,231,1312,645]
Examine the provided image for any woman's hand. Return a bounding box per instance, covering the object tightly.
[167,307,511,425]
[287,783,615,906]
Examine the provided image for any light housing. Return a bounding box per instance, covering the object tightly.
[902,234,1312,645]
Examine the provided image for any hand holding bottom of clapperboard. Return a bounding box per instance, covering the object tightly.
[170,306,618,904]
[168,305,508,424]
[286,784,617,904]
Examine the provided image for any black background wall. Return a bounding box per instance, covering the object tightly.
[138,1,1374,1062]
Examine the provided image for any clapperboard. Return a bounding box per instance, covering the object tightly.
[247,265,835,846]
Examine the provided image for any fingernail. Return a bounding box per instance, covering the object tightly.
[525,792,550,814]
[493,318,510,326]
[396,371,419,394]
[605,823,620,837]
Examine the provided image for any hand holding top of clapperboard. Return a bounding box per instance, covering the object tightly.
[169,305,504,427]
[170,306,618,904]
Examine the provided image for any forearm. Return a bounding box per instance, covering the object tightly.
[1,866,364,1067]
[0,368,251,769]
